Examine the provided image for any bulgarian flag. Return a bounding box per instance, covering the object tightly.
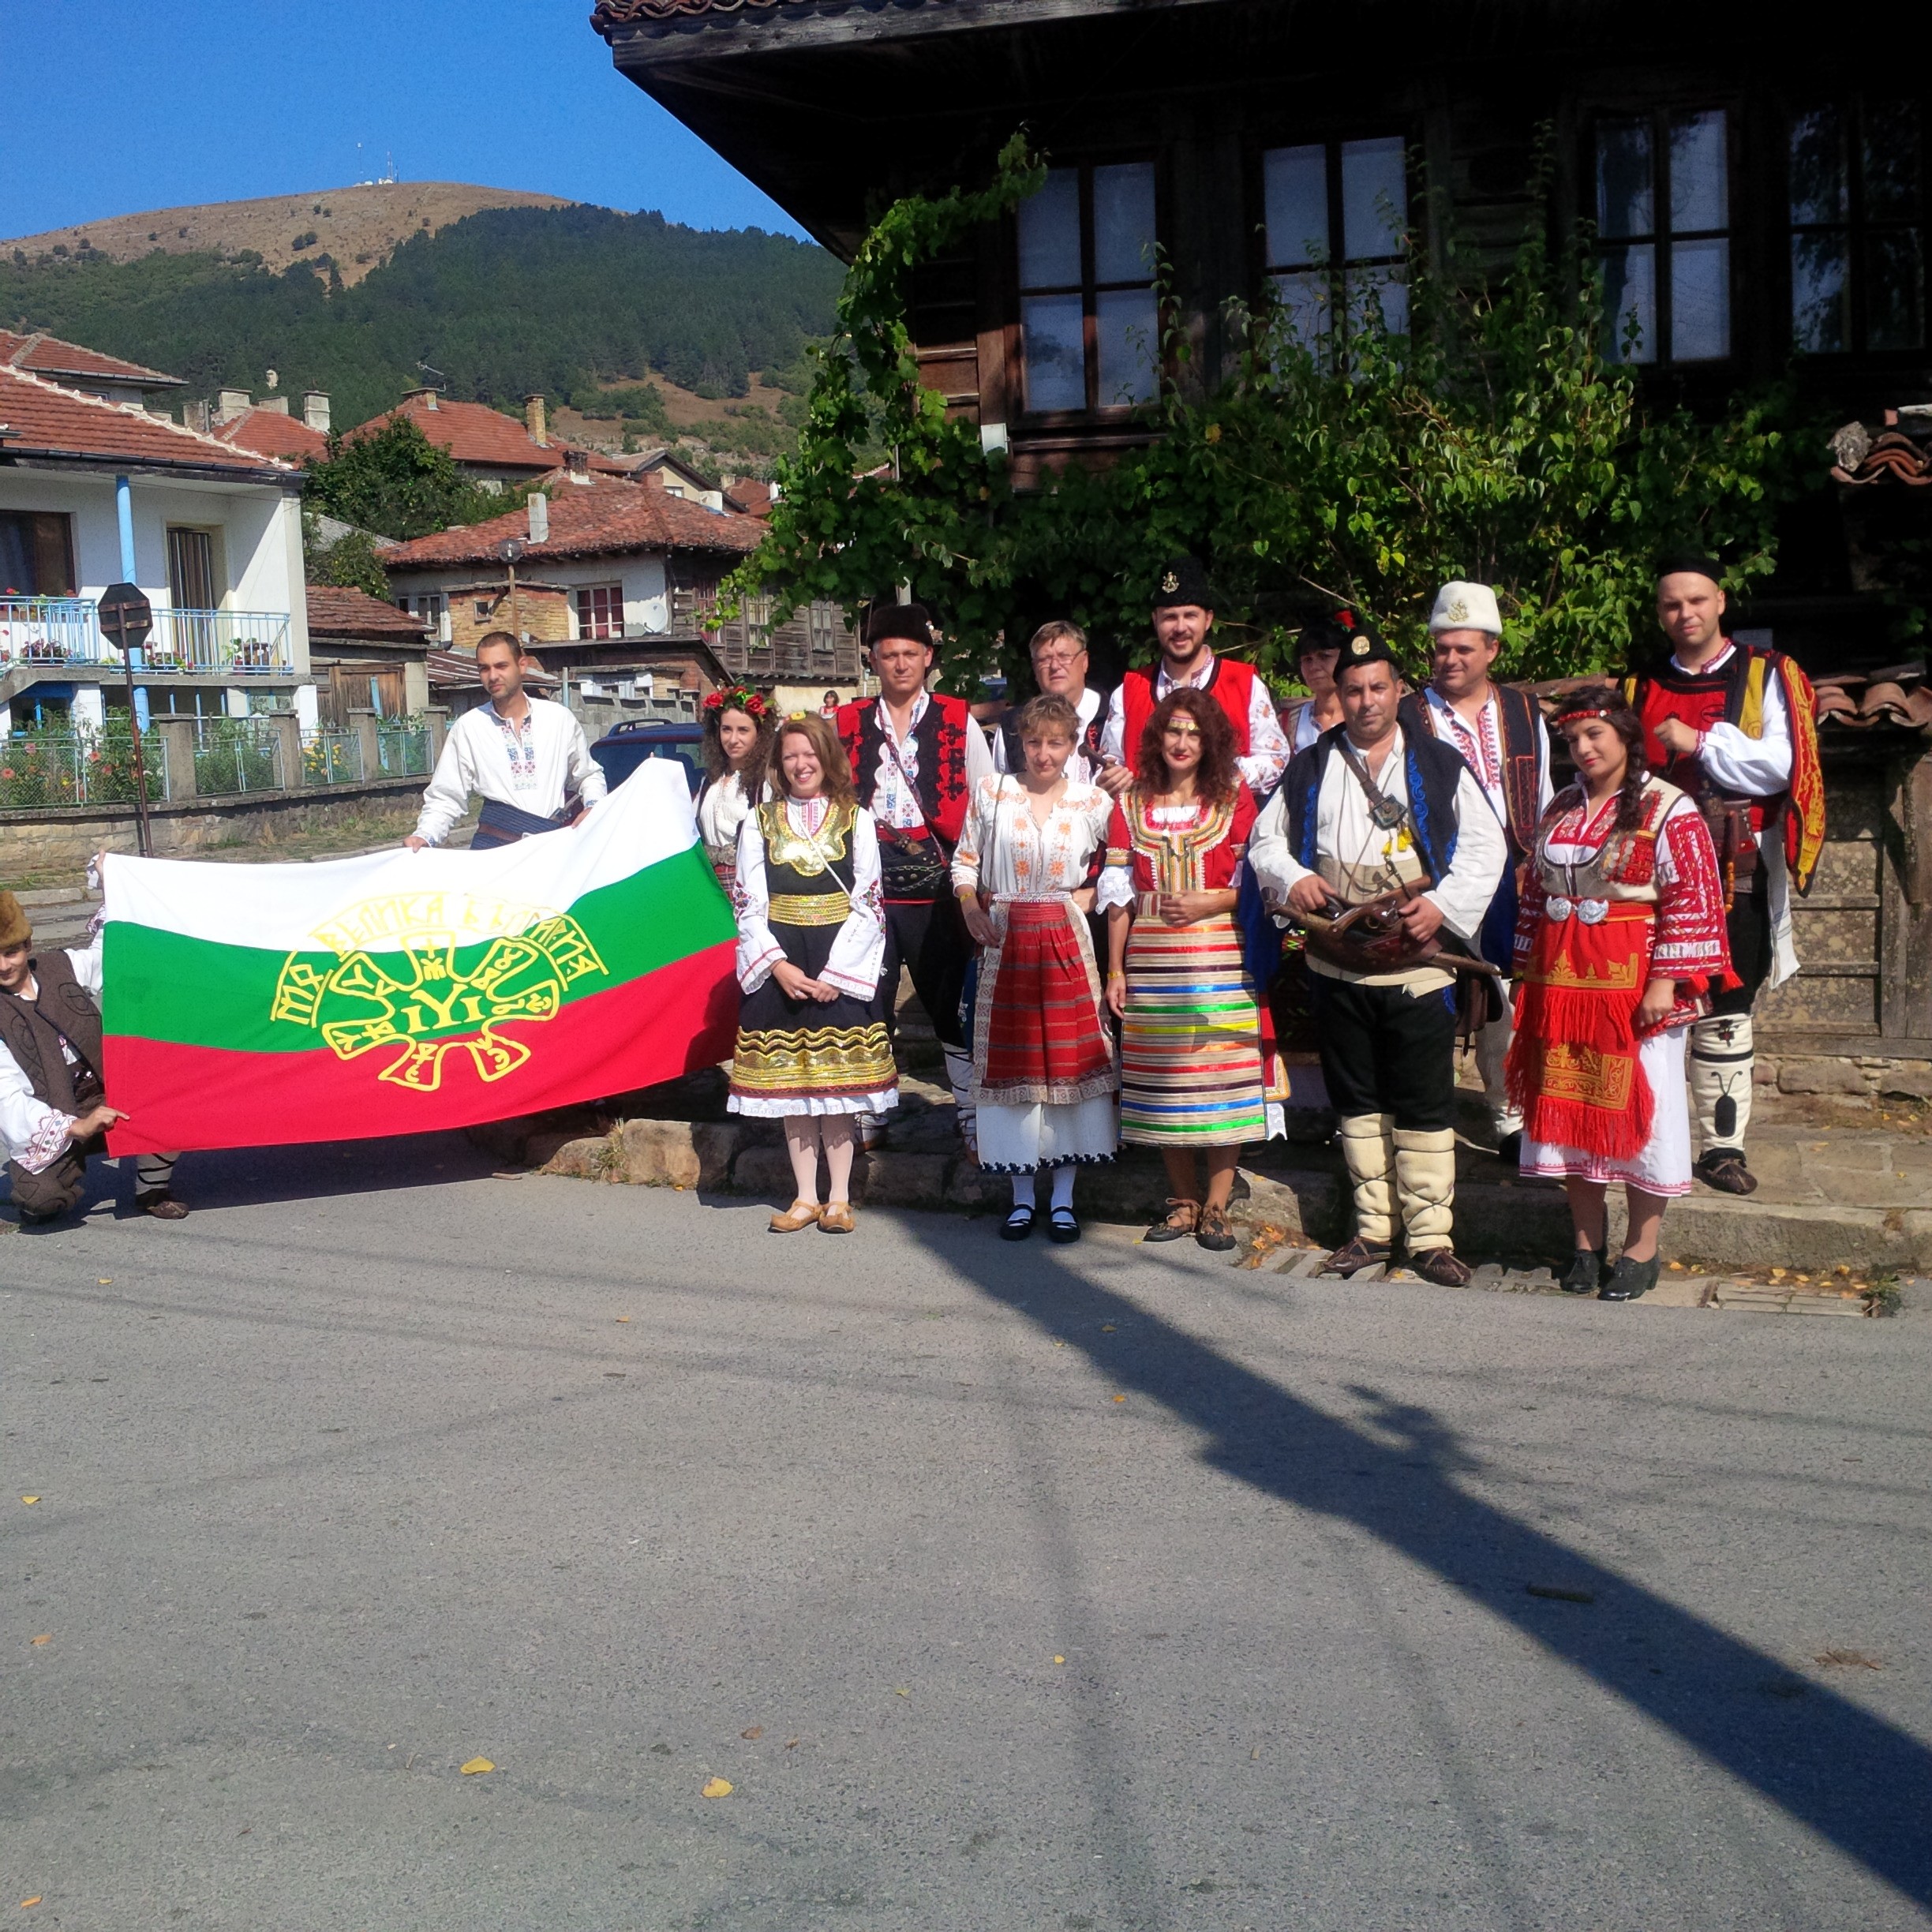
[100,760,738,1154]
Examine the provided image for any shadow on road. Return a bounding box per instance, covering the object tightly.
[915,1217,1932,1913]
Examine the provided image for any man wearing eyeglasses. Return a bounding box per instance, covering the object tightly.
[991,620,1108,783]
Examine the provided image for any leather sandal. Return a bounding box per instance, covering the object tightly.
[1320,1236,1392,1277]
[818,1201,856,1234]
[769,1199,824,1233]
[1196,1204,1237,1253]
[1144,1200,1200,1243]
[1409,1247,1472,1287]
[1694,1150,1758,1196]
[136,1189,189,1220]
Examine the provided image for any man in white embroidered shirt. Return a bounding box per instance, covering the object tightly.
[1413,580,1553,1164]
[406,632,607,850]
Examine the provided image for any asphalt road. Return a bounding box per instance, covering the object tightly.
[5,1138,1931,1932]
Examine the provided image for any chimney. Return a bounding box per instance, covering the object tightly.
[566,448,590,480]
[405,385,440,411]
[525,393,548,446]
[213,387,251,424]
[184,399,212,436]
[640,465,668,492]
[527,492,549,545]
[301,390,331,433]
[258,395,290,416]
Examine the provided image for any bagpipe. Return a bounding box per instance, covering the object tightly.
[1283,874,1502,982]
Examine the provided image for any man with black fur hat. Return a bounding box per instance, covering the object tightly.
[1248,625,1505,1285]
[1624,552,1824,1196]
[835,601,994,1147]
[0,889,186,1222]
[1099,555,1290,799]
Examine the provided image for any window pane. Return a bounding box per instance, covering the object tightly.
[1341,137,1406,262]
[1095,288,1159,406]
[1344,266,1408,339]
[1269,269,1332,352]
[1092,162,1156,283]
[1670,110,1728,234]
[1789,107,1847,224]
[1600,243,1657,361]
[1864,100,1923,219]
[1791,231,1851,352]
[1672,236,1732,360]
[1264,144,1329,268]
[1021,294,1087,410]
[1868,227,1926,351]
[1017,170,1080,288]
[1597,118,1654,238]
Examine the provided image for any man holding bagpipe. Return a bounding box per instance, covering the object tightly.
[1248,626,1506,1285]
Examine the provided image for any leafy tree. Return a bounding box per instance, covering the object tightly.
[302,513,391,599]
[302,417,515,541]
[734,135,1799,688]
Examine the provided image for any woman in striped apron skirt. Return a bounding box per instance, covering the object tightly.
[1100,687,1282,1252]
[728,714,898,1234]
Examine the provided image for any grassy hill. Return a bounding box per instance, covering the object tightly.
[0,200,843,462]
[2,182,572,286]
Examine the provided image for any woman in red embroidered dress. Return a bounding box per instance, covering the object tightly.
[1507,687,1734,1302]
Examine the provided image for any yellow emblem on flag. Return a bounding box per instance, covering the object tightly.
[271,892,608,1091]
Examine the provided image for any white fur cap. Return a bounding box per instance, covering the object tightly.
[1428,581,1502,635]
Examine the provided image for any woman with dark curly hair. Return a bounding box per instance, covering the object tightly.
[698,685,776,885]
[1098,687,1280,1252]
[1507,686,1734,1301]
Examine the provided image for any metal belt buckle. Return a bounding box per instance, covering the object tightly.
[1578,899,1609,925]
[1547,895,1574,922]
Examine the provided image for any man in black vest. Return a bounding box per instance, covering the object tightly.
[1248,630,1505,1285]
[1413,580,1553,1163]
[0,891,186,1222]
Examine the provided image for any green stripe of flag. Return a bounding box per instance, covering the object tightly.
[103,845,733,1053]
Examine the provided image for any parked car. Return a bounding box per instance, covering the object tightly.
[590,718,707,795]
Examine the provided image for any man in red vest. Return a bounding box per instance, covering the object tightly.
[835,603,994,1148]
[1626,552,1825,1196]
[1099,556,1290,798]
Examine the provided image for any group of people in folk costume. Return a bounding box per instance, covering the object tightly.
[2,554,1822,1294]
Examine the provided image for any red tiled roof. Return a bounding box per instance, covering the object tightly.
[218,406,329,462]
[726,478,774,519]
[0,329,183,389]
[346,391,560,473]
[305,584,435,642]
[382,474,765,569]
[0,365,294,474]
[1814,665,1932,735]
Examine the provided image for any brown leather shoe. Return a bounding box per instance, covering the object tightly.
[1409,1248,1471,1286]
[1196,1204,1237,1253]
[1694,1151,1758,1196]
[769,1199,824,1233]
[1144,1200,1200,1243]
[1321,1236,1392,1277]
[818,1201,856,1234]
[136,1189,189,1221]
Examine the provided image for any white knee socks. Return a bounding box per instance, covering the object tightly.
[1690,1013,1754,1154]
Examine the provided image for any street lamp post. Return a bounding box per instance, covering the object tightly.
[97,582,155,856]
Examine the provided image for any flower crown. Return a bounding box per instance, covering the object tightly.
[703,684,771,718]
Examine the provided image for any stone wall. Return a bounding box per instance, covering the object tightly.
[1756,1053,1932,1103]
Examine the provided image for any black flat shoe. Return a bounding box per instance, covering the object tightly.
[1561,1247,1607,1296]
[1694,1150,1758,1196]
[1599,1255,1663,1302]
[1496,1131,1523,1166]
[1000,1206,1036,1241]
[1047,1208,1081,1245]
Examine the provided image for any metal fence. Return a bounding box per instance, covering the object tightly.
[0,600,294,671]
[301,730,364,788]
[191,717,283,795]
[376,727,431,777]
[0,731,169,808]
[0,597,102,666]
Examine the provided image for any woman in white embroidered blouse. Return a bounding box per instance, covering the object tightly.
[952,695,1118,1242]
[728,715,897,1234]
[697,687,775,885]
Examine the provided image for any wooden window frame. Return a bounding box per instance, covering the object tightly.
[1012,154,1163,428]
[574,582,627,640]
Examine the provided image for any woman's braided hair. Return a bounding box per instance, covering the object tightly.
[1554,683,1649,830]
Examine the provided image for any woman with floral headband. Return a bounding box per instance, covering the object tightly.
[1507,685,1734,1301]
[698,685,776,886]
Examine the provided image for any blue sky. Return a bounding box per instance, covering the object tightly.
[0,0,804,242]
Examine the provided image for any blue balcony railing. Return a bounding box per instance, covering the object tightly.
[0,598,293,673]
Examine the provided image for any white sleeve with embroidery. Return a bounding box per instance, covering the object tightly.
[1098,683,1129,769]
[823,813,889,998]
[1239,678,1291,792]
[1698,670,1792,797]
[0,1039,74,1173]
[413,713,480,846]
[733,812,784,994]
[950,777,994,897]
[1427,766,1509,942]
[564,709,609,805]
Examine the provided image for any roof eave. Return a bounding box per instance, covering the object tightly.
[0,447,300,488]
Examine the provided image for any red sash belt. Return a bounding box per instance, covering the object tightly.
[1506,901,1655,1161]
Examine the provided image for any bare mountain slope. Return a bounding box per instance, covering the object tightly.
[4,182,574,285]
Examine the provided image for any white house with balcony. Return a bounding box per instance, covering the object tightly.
[0,362,312,742]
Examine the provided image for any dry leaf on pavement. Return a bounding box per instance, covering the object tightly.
[702,1777,733,1798]
[459,1757,495,1775]
[30,1635,50,1646]
[741,1726,762,1739]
